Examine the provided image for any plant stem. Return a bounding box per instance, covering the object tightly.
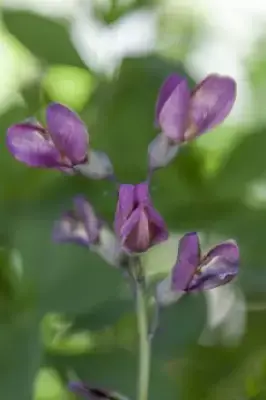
[135,280,150,400]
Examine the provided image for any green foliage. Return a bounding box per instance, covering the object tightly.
[46,349,178,400]
[0,311,42,400]
[3,11,86,68]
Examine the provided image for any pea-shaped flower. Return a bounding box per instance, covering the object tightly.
[156,73,236,143]
[7,103,113,178]
[157,232,239,306]
[148,74,236,170]
[114,182,168,253]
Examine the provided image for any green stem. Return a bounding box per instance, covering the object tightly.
[135,281,150,400]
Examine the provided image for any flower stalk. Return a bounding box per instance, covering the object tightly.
[135,278,151,400]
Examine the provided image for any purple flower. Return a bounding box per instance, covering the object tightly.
[114,182,168,253]
[7,103,88,172]
[53,196,101,247]
[156,232,239,306]
[155,73,236,144]
[68,381,128,400]
[172,232,239,292]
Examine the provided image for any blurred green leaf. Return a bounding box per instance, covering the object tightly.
[43,66,94,111]
[71,298,133,331]
[11,200,125,315]
[46,348,178,400]
[177,309,266,400]
[3,11,85,67]
[0,311,42,400]
[214,128,266,197]
[34,368,65,400]
[0,246,24,319]
[153,293,206,359]
[21,80,42,114]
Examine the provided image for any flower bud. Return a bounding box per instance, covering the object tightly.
[114,182,168,253]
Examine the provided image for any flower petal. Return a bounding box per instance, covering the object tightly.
[73,196,101,244]
[121,207,151,253]
[134,182,150,204]
[52,211,90,246]
[148,133,179,170]
[114,184,135,235]
[158,77,190,143]
[146,205,169,245]
[172,232,201,291]
[190,74,236,136]
[202,240,239,266]
[6,123,60,167]
[155,74,185,126]
[188,255,239,291]
[46,103,88,164]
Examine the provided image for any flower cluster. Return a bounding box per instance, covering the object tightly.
[6,72,239,398]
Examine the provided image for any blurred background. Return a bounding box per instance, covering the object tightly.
[1,0,266,399]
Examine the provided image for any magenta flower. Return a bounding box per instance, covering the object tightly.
[7,103,89,172]
[155,73,236,144]
[172,232,239,292]
[114,182,168,253]
[53,196,101,247]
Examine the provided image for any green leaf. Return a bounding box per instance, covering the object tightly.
[21,80,42,114]
[0,246,24,319]
[46,349,179,400]
[11,202,125,315]
[3,11,85,67]
[214,128,266,197]
[71,298,133,331]
[177,310,266,400]
[153,293,206,359]
[0,311,42,400]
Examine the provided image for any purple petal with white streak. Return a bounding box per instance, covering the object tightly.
[201,240,239,266]
[188,255,239,291]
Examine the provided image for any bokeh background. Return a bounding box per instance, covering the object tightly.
[1,0,266,399]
